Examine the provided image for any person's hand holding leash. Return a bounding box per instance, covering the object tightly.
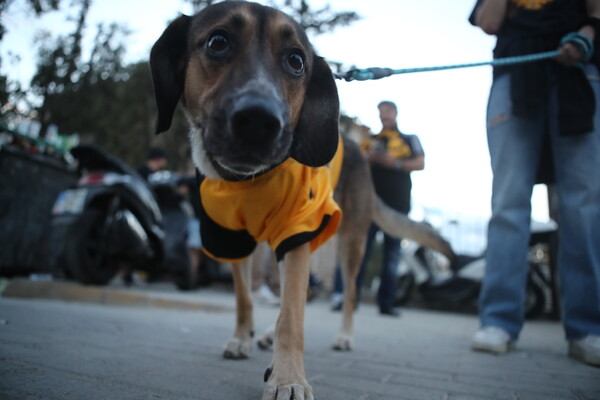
[556,25,595,67]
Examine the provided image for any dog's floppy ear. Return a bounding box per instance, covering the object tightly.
[150,14,191,134]
[290,56,340,167]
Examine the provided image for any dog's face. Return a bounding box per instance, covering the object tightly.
[150,1,339,180]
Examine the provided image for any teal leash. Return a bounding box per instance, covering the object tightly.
[335,32,594,82]
[335,50,561,82]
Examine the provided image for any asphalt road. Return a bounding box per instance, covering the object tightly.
[1,278,599,400]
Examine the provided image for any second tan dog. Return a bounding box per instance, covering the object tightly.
[150,2,453,399]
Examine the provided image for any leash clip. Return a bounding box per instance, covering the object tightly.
[337,67,395,82]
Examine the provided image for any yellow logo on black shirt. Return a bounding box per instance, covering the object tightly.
[362,129,412,160]
[511,0,554,10]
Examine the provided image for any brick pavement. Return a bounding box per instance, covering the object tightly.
[0,279,599,400]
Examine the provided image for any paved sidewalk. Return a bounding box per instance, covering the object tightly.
[0,278,599,400]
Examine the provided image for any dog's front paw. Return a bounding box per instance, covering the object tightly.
[332,333,353,351]
[257,329,275,351]
[262,370,314,400]
[223,337,253,359]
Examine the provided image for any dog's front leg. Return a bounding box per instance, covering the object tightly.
[223,259,254,359]
[262,243,313,400]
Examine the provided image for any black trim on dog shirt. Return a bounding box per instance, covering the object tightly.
[198,199,257,261]
[275,215,331,261]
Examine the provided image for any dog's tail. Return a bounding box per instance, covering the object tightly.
[372,194,455,260]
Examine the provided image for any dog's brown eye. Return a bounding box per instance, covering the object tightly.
[286,52,305,76]
[207,32,229,55]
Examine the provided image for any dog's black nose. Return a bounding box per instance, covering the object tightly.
[230,97,283,144]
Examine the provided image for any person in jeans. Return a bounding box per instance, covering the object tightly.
[331,100,425,317]
[470,0,600,366]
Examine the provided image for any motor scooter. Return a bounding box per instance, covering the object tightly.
[392,220,557,319]
[50,143,195,288]
[147,169,198,290]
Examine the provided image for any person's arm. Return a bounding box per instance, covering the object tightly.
[587,0,600,18]
[400,135,425,172]
[366,151,397,169]
[399,154,424,172]
[556,0,600,66]
[368,134,425,172]
[367,151,424,172]
[473,0,509,35]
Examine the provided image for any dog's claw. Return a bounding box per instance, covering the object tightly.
[223,337,252,359]
[223,349,248,359]
[257,335,274,350]
[331,334,353,351]
[261,383,314,400]
[262,363,313,400]
[264,366,273,382]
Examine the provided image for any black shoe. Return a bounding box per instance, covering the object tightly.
[331,301,343,312]
[331,300,360,312]
[379,306,400,317]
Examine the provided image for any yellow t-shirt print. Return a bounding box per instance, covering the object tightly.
[511,0,554,10]
[363,129,413,160]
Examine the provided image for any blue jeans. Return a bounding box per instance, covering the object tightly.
[334,224,400,310]
[480,65,600,340]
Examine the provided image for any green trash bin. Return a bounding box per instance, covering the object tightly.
[0,144,77,276]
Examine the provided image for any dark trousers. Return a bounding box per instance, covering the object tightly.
[334,223,401,310]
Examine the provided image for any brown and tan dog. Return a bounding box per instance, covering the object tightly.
[150,2,453,399]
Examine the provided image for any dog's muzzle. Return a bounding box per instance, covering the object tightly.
[207,93,292,175]
[230,94,285,146]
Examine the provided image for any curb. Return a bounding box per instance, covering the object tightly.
[0,278,233,313]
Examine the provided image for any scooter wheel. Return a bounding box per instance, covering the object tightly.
[64,208,120,285]
[525,276,546,320]
[395,273,415,306]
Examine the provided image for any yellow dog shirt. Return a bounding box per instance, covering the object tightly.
[199,138,343,262]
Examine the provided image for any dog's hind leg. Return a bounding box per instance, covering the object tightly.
[332,230,365,351]
[331,139,374,351]
[223,258,254,359]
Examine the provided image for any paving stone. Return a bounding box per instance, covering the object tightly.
[1,279,599,399]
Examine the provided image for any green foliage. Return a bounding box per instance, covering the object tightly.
[0,0,63,122]
[274,0,360,34]
[0,75,8,107]
[185,0,360,34]
[24,0,61,15]
[83,61,190,172]
[0,0,62,40]
[188,0,218,13]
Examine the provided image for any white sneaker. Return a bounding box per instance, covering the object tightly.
[471,326,513,354]
[568,335,600,366]
[253,284,280,306]
[330,293,344,311]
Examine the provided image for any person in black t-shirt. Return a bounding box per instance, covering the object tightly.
[331,101,424,317]
[470,0,600,367]
[364,101,425,215]
[137,147,168,180]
